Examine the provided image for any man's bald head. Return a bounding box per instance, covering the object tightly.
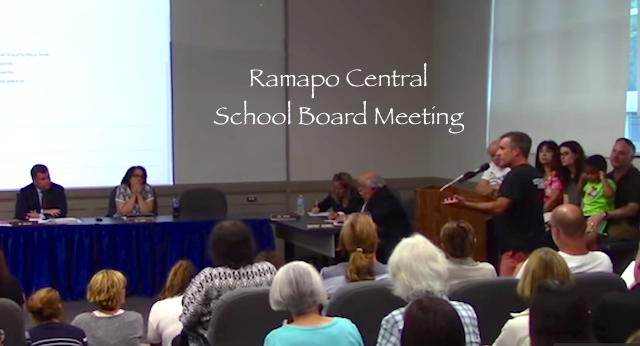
[550,204,586,238]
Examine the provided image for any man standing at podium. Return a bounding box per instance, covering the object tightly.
[444,132,545,276]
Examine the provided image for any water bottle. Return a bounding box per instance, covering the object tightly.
[172,197,180,218]
[296,195,305,215]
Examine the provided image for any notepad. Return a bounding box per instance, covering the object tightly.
[308,212,331,217]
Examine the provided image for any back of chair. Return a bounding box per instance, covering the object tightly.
[106,186,117,217]
[325,280,406,346]
[179,188,227,220]
[448,277,525,345]
[0,298,26,346]
[207,287,289,346]
[574,272,627,310]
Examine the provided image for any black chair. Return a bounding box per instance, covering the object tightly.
[178,188,227,220]
[106,186,159,217]
[0,298,26,346]
[574,272,627,310]
[448,277,525,345]
[207,287,289,346]
[325,280,406,346]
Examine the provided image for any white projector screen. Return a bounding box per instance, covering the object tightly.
[0,0,173,190]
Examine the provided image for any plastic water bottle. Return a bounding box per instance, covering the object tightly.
[296,195,305,215]
[172,197,180,218]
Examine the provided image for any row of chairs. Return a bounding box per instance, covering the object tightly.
[206,272,626,346]
[105,187,228,219]
[0,272,626,346]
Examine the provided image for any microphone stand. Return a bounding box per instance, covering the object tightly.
[440,174,466,192]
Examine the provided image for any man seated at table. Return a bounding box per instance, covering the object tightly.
[334,170,412,264]
[15,164,68,220]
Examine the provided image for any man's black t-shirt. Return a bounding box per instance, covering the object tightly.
[607,165,640,228]
[494,164,546,253]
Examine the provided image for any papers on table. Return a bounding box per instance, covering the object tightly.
[308,212,330,217]
[39,218,83,225]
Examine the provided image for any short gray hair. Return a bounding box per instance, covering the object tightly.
[366,173,386,188]
[388,234,449,301]
[269,261,327,315]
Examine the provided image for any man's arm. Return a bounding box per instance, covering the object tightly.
[462,197,511,215]
[475,179,494,195]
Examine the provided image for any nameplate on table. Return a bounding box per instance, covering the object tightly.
[306,223,338,230]
[270,213,299,221]
[126,216,155,223]
[11,220,39,227]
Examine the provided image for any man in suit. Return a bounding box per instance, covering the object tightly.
[15,164,68,219]
[337,170,412,263]
[592,251,640,343]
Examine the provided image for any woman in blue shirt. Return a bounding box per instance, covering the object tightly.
[265,261,364,346]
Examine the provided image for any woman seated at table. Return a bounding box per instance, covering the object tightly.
[115,166,155,216]
[320,213,388,296]
[311,173,363,214]
[27,287,88,346]
[71,269,144,346]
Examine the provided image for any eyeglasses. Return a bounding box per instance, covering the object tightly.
[132,174,144,178]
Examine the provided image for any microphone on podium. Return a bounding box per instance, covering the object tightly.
[439,163,491,192]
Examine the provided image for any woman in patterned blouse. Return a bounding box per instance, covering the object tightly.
[179,220,278,346]
[114,166,155,216]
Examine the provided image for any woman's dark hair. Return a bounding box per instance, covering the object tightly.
[559,141,586,183]
[535,141,563,180]
[120,166,148,186]
[401,296,465,346]
[159,260,197,300]
[529,280,594,346]
[331,172,356,203]
[209,220,256,269]
[0,248,10,284]
[585,154,607,173]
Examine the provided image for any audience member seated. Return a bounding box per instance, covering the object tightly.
[580,155,616,249]
[440,220,496,287]
[320,213,388,296]
[15,164,67,220]
[400,296,465,346]
[559,141,586,206]
[255,250,286,269]
[0,248,25,310]
[265,261,364,346]
[529,280,594,346]
[592,252,640,343]
[334,170,411,264]
[148,260,196,346]
[492,248,573,346]
[535,141,564,212]
[475,139,510,197]
[115,166,156,217]
[71,269,143,346]
[376,234,480,346]
[179,220,278,346]
[588,138,640,241]
[311,172,363,214]
[514,205,612,278]
[27,287,88,346]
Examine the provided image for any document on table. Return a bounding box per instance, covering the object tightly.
[308,212,331,217]
[41,218,83,225]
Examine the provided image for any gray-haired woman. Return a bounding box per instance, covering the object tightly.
[264,261,364,346]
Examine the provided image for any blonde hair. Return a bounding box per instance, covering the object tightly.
[159,260,196,300]
[626,329,640,343]
[86,269,127,310]
[517,248,573,301]
[27,288,62,323]
[338,213,379,282]
[440,221,475,259]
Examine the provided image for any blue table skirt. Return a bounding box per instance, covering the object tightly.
[0,219,274,300]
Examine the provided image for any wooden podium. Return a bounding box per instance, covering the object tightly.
[414,185,494,261]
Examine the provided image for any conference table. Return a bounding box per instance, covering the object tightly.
[0,213,341,300]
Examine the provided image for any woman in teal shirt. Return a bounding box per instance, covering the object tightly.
[265,261,364,346]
